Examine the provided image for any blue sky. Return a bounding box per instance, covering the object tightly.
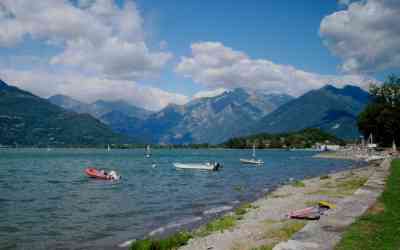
[137,0,340,95]
[0,0,398,110]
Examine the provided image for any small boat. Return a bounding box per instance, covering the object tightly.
[85,167,121,180]
[174,162,221,171]
[107,144,111,152]
[240,144,264,165]
[239,158,264,164]
[145,145,151,158]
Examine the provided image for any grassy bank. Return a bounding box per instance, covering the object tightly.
[335,159,400,250]
[130,203,257,250]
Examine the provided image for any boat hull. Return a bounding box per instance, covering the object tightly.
[85,167,112,180]
[174,163,219,171]
[240,158,264,164]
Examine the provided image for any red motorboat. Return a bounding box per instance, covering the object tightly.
[85,167,113,180]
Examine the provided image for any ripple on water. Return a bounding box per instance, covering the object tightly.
[148,216,202,236]
[47,180,62,184]
[203,205,233,215]
[35,206,57,214]
[0,198,12,203]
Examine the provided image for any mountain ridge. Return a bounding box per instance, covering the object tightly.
[249,84,370,139]
[0,80,129,146]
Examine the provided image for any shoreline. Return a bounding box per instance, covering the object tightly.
[123,159,378,250]
[175,159,383,250]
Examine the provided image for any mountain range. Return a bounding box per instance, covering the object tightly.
[49,85,370,144]
[0,79,127,146]
[48,95,153,120]
[1,78,370,146]
[249,85,371,139]
[137,89,293,144]
[49,89,294,144]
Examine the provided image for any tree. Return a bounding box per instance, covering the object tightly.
[358,75,400,146]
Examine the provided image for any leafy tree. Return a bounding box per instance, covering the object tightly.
[358,75,400,146]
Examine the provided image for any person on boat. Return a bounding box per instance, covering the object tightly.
[109,170,120,180]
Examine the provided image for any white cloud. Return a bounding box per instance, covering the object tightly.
[1,68,188,111]
[320,0,400,73]
[176,42,377,96]
[0,0,172,80]
[192,88,227,99]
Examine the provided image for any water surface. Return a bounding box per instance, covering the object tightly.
[0,148,358,249]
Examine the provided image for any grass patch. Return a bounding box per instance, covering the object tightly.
[306,189,345,198]
[264,221,306,242]
[250,245,274,250]
[336,177,368,191]
[195,215,237,237]
[304,200,320,207]
[291,180,306,188]
[262,219,280,226]
[234,203,257,216]
[130,231,192,250]
[234,220,305,250]
[335,159,400,250]
[308,176,369,198]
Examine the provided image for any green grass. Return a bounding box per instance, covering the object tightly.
[250,245,274,250]
[304,200,320,207]
[336,177,368,191]
[264,221,306,241]
[307,176,368,198]
[335,159,400,250]
[291,180,306,188]
[195,215,238,237]
[130,231,192,250]
[131,212,245,249]
[234,202,257,216]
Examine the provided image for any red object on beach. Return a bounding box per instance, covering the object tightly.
[85,167,112,180]
[287,206,317,218]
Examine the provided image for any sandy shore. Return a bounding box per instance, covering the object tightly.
[178,159,386,250]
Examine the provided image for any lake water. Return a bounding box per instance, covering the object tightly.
[0,148,359,250]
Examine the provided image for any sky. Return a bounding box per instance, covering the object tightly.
[0,0,399,110]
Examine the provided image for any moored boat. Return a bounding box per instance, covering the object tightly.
[85,167,121,180]
[174,162,221,171]
[145,145,151,158]
[240,144,264,165]
[239,158,264,164]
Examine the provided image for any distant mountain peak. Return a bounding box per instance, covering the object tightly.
[321,84,370,103]
[251,84,370,139]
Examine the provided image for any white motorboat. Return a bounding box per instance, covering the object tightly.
[240,144,264,165]
[174,162,221,171]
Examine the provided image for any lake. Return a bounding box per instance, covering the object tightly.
[0,148,359,250]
